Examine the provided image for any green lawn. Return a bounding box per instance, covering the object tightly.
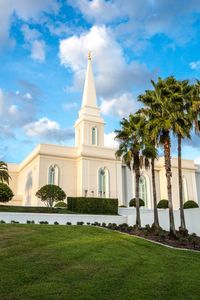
[0,225,200,300]
[0,205,73,214]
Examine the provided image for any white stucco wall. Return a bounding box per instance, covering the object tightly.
[119,207,200,235]
[0,212,126,225]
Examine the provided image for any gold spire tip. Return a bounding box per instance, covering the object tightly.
[88,51,91,60]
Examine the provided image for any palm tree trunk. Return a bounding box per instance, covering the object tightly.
[163,133,176,236]
[151,158,159,228]
[178,134,186,230]
[135,157,141,228]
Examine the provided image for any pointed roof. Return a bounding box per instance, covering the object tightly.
[81,52,97,108]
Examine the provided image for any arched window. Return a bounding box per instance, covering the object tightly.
[98,168,109,198]
[139,176,148,207]
[48,165,59,185]
[92,127,98,145]
[182,177,188,203]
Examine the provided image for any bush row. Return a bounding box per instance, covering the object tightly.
[67,197,118,215]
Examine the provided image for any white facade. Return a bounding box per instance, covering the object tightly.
[7,55,200,209]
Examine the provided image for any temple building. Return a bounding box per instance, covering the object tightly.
[7,55,200,209]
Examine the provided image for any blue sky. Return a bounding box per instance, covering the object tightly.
[1,0,200,163]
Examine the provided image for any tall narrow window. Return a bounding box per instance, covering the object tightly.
[98,168,109,198]
[48,165,59,185]
[92,127,98,145]
[139,176,148,207]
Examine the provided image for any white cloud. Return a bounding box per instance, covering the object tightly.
[59,25,154,97]
[100,93,139,117]
[30,40,46,62]
[189,61,200,70]
[24,117,74,142]
[62,102,78,111]
[21,24,41,42]
[0,87,38,128]
[70,0,200,46]
[24,93,32,100]
[8,105,18,116]
[104,132,119,149]
[0,0,59,46]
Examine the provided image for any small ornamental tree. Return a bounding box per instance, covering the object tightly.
[0,182,14,203]
[36,184,66,207]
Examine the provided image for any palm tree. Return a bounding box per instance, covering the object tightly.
[0,161,11,184]
[172,80,193,231]
[142,142,159,228]
[134,107,160,229]
[115,114,144,228]
[138,77,183,236]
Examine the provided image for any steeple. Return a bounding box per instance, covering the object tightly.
[81,51,97,108]
[74,52,105,148]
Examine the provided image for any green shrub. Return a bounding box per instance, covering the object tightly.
[0,183,14,203]
[11,220,19,224]
[54,201,67,208]
[54,221,59,225]
[66,222,72,225]
[129,198,145,207]
[77,221,84,225]
[39,221,48,224]
[157,199,169,209]
[183,200,199,209]
[67,197,118,215]
[119,205,127,208]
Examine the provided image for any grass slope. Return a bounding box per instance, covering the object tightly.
[0,225,200,300]
[0,205,73,214]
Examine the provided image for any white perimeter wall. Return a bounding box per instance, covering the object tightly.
[0,213,126,225]
[1,208,200,236]
[119,207,200,235]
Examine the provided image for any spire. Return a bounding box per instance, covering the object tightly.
[81,52,97,108]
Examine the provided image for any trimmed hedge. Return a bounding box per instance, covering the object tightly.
[183,200,199,209]
[129,198,145,207]
[157,199,168,209]
[67,197,118,215]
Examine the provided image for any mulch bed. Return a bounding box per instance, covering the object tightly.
[127,229,200,251]
[104,223,200,251]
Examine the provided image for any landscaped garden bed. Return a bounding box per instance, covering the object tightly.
[104,223,200,251]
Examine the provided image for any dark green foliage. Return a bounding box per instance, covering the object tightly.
[36,184,66,207]
[157,199,169,208]
[27,220,35,224]
[92,222,101,226]
[119,205,127,207]
[11,220,19,224]
[54,201,67,208]
[39,221,49,224]
[0,205,72,214]
[129,198,145,207]
[183,200,199,209]
[77,221,84,225]
[0,182,14,203]
[67,197,118,215]
[0,220,5,223]
[54,221,59,225]
[66,222,72,225]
